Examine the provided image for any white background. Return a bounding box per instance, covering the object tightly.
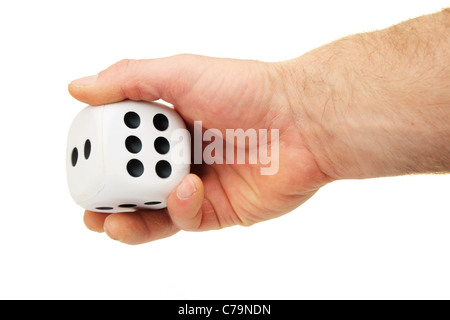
[0,0,448,299]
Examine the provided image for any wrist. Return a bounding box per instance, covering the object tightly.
[282,18,450,179]
[280,47,367,180]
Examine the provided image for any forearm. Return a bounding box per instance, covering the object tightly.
[284,8,450,179]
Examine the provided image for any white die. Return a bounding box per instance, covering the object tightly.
[66,100,190,213]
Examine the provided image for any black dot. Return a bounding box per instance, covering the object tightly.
[125,136,142,154]
[145,201,162,205]
[71,148,78,167]
[154,137,170,154]
[96,207,113,210]
[118,204,137,208]
[84,139,91,159]
[124,111,140,129]
[155,160,171,178]
[127,159,144,177]
[153,113,169,131]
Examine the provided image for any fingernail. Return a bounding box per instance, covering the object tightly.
[176,177,197,200]
[71,74,97,86]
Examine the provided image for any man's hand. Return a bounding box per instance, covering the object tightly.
[69,9,450,245]
[69,55,329,244]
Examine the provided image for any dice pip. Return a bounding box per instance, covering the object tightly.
[66,100,191,213]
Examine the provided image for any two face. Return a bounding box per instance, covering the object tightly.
[71,139,91,167]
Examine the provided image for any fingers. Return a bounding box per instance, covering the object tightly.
[83,173,206,243]
[83,173,222,244]
[84,210,109,233]
[84,209,179,245]
[68,55,205,106]
[104,210,179,245]
[167,174,205,231]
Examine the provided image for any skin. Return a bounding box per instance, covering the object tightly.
[69,9,449,245]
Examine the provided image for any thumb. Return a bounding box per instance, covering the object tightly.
[68,55,205,106]
[167,173,206,231]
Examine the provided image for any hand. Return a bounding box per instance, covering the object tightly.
[69,55,330,244]
[69,9,450,245]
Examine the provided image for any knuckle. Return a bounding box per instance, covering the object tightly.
[112,58,135,73]
[97,58,136,80]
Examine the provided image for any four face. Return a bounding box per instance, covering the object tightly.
[66,101,190,213]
